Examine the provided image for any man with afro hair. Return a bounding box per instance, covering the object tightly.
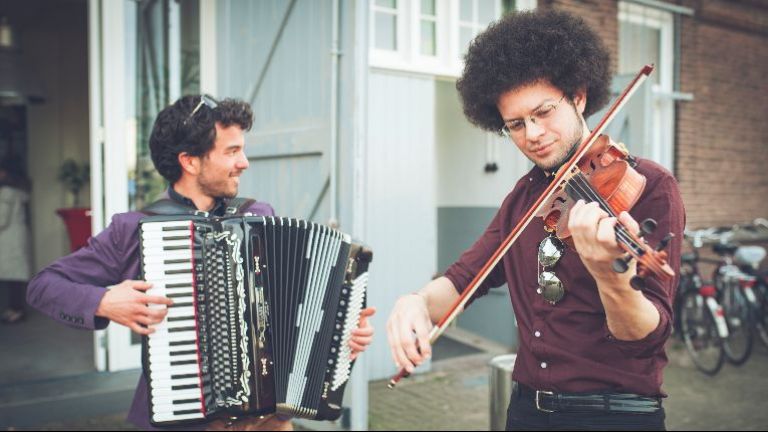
[387,9,684,431]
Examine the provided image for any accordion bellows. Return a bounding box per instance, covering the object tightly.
[139,215,372,426]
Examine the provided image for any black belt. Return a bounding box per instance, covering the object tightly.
[517,384,662,414]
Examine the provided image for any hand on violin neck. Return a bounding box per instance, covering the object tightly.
[568,201,641,280]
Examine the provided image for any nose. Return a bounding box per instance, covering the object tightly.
[525,117,546,142]
[236,150,249,170]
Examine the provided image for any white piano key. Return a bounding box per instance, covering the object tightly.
[148,345,197,357]
[150,362,200,374]
[143,274,194,284]
[143,262,194,273]
[150,386,203,399]
[152,402,203,413]
[142,239,193,249]
[152,393,203,406]
[150,375,201,388]
[141,249,194,260]
[152,412,205,422]
[165,307,195,319]
[142,220,193,230]
[142,230,192,239]
[150,319,196,331]
[149,329,196,342]
[149,353,199,364]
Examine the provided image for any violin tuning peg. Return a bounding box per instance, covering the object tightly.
[656,233,674,251]
[640,219,658,236]
[612,255,632,273]
[630,276,647,291]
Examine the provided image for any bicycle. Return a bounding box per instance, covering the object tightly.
[674,228,729,375]
[707,225,767,365]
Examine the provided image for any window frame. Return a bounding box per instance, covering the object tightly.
[370,0,536,77]
[618,1,676,170]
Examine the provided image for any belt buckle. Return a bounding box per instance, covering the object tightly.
[535,390,555,413]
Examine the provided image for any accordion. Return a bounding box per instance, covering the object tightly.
[138,215,372,426]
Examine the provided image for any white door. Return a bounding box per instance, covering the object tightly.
[89,0,200,372]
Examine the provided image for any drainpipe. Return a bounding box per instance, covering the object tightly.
[329,0,341,228]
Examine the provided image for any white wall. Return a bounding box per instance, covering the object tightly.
[23,3,90,271]
[435,79,529,208]
[365,70,436,380]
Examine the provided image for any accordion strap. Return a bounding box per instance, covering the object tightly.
[141,197,256,216]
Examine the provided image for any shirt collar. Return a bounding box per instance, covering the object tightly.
[167,187,228,216]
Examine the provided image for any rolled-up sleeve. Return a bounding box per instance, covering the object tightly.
[444,207,507,308]
[606,169,685,358]
[27,215,132,330]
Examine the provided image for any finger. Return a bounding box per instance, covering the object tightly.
[618,211,640,235]
[145,308,169,323]
[399,321,422,370]
[595,216,619,249]
[350,335,373,347]
[351,327,374,337]
[130,281,153,291]
[349,340,366,352]
[412,319,432,359]
[387,319,409,370]
[129,323,153,335]
[359,307,376,318]
[142,295,174,306]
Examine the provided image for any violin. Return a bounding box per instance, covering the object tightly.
[536,133,675,289]
[388,64,673,389]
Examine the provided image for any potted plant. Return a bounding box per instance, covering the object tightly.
[56,159,92,252]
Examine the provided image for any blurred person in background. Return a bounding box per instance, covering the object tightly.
[0,154,32,324]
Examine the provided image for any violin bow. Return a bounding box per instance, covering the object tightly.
[388,64,654,388]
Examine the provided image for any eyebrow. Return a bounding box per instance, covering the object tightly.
[502,98,558,123]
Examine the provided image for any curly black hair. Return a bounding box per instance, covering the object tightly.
[149,95,254,183]
[456,9,612,132]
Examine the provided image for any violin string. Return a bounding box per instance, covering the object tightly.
[569,175,645,257]
[565,173,644,255]
[566,173,641,253]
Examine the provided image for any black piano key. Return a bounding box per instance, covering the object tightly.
[174,398,201,405]
[166,268,193,275]
[171,373,199,380]
[165,258,192,265]
[169,339,196,346]
[172,384,199,391]
[174,408,202,415]
[167,316,195,322]
[171,359,199,366]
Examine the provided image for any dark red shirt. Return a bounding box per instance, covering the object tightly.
[444,157,685,397]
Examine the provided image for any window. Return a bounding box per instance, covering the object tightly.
[373,0,399,51]
[420,0,437,56]
[618,1,675,170]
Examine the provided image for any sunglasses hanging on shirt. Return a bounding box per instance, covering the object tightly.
[537,234,566,304]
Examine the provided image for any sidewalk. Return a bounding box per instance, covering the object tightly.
[26,338,768,431]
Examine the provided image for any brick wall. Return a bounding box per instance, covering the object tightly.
[676,0,768,229]
[546,0,768,230]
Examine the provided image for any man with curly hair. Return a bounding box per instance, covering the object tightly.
[387,10,684,431]
[27,95,375,431]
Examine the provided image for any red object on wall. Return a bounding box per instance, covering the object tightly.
[56,208,92,252]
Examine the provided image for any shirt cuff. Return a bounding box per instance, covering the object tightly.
[603,300,671,358]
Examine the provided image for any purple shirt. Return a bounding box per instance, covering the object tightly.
[444,157,685,397]
[27,194,275,430]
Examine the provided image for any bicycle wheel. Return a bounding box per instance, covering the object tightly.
[679,290,725,375]
[753,280,768,348]
[719,282,754,365]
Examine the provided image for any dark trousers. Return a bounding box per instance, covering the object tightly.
[506,384,666,431]
[2,280,27,311]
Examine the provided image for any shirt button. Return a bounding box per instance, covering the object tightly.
[534,331,541,338]
[540,362,548,369]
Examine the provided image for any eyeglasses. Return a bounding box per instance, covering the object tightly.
[183,94,219,126]
[500,95,567,138]
[537,235,566,304]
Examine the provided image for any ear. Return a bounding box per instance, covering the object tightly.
[178,152,201,177]
[572,87,588,115]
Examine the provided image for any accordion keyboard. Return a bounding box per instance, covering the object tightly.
[142,220,207,423]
